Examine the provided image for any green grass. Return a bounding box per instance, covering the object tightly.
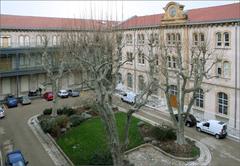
[56,112,143,165]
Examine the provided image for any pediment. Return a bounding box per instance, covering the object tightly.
[161,2,187,25]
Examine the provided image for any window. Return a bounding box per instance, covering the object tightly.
[216,32,222,47]
[127,73,133,88]
[171,33,176,45]
[167,56,177,69]
[36,35,42,46]
[52,35,57,46]
[217,61,230,78]
[195,89,204,108]
[0,36,11,48]
[138,75,145,91]
[167,34,171,45]
[218,92,228,115]
[138,52,145,64]
[57,35,61,45]
[155,54,159,65]
[25,36,30,46]
[126,52,133,63]
[126,34,133,44]
[223,61,230,78]
[193,33,198,46]
[169,85,177,95]
[137,34,145,44]
[155,33,159,44]
[224,32,230,47]
[42,35,47,45]
[200,33,205,44]
[116,73,122,83]
[176,33,181,45]
[19,35,24,47]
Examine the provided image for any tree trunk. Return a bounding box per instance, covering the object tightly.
[123,109,134,151]
[176,118,186,145]
[51,79,58,117]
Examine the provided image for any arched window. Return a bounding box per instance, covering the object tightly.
[223,61,230,78]
[116,73,122,84]
[171,33,176,45]
[138,52,145,64]
[218,92,228,115]
[42,35,47,45]
[195,89,204,108]
[36,35,42,46]
[138,75,145,91]
[169,85,177,95]
[52,35,57,46]
[24,35,30,46]
[216,32,222,47]
[193,33,198,45]
[224,32,230,47]
[167,34,171,45]
[200,33,205,43]
[127,73,133,88]
[167,56,171,68]
[19,35,24,47]
[176,33,181,44]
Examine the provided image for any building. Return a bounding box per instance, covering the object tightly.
[0,2,239,139]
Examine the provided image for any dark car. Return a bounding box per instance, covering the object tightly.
[5,95,18,108]
[174,113,197,127]
[5,150,29,166]
[67,89,80,97]
[43,92,53,101]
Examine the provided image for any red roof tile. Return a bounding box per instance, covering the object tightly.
[0,15,118,30]
[0,3,239,30]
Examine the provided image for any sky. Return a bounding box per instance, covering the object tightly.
[1,1,238,21]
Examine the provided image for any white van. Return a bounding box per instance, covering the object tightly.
[121,92,137,104]
[196,120,227,139]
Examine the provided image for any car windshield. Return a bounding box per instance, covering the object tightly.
[12,161,25,166]
[22,96,28,100]
[0,109,3,112]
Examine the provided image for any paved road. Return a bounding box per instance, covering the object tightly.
[0,95,85,166]
[113,95,240,166]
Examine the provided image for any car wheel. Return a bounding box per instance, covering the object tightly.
[121,98,124,102]
[197,127,201,132]
[186,122,191,127]
[215,134,220,139]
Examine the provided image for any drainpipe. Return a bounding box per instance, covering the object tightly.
[234,23,238,128]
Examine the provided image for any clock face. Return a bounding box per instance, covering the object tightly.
[169,6,177,17]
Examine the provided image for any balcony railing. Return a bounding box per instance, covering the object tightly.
[0,42,60,49]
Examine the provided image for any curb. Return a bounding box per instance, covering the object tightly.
[117,105,212,166]
[28,115,73,166]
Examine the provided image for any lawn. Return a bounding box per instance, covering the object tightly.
[57,112,144,165]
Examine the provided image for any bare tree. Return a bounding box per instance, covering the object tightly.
[41,36,71,116]
[158,30,221,145]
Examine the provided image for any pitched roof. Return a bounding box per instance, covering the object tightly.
[0,3,239,30]
[0,15,118,30]
[119,3,240,29]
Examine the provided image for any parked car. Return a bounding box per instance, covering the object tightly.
[43,92,53,101]
[5,150,29,166]
[19,96,31,105]
[0,106,5,118]
[196,120,227,139]
[5,95,18,108]
[57,89,69,98]
[121,92,137,104]
[174,113,197,127]
[67,89,80,97]
[28,89,39,96]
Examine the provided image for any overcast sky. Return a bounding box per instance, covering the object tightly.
[1,1,238,21]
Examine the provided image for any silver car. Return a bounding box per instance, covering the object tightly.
[19,96,31,105]
[0,107,5,118]
[67,89,80,97]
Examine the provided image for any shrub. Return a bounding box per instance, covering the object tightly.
[69,115,84,127]
[43,108,52,115]
[57,107,75,116]
[55,115,69,128]
[150,126,176,141]
[40,118,55,133]
[89,151,113,165]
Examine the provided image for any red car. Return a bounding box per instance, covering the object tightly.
[43,92,53,101]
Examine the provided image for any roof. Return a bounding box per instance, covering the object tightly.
[119,3,240,29]
[0,3,239,30]
[0,15,118,30]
